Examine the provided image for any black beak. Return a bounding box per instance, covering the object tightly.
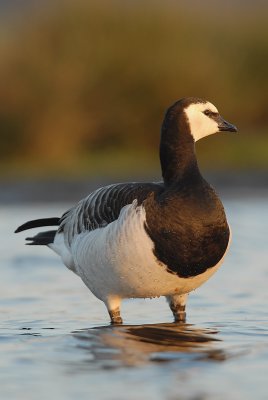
[217,116,238,133]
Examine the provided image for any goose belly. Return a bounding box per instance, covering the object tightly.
[71,202,230,301]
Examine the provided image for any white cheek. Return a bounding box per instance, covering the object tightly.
[184,103,219,142]
[189,114,218,142]
[195,116,219,141]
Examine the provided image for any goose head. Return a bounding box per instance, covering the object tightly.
[183,98,237,141]
[162,97,237,143]
[160,98,238,184]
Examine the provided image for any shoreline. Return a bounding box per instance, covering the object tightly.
[1,171,267,204]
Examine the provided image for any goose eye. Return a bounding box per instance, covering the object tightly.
[203,110,219,118]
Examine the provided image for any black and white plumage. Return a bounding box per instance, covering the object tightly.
[15,97,237,324]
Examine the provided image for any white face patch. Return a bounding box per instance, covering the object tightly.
[184,101,220,142]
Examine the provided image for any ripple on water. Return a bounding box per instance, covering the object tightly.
[71,323,238,370]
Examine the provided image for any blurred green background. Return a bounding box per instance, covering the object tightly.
[0,0,268,180]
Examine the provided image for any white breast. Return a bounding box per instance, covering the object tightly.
[67,200,231,303]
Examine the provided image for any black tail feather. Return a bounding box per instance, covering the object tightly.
[15,218,60,233]
[26,230,57,246]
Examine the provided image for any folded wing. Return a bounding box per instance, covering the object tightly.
[59,181,163,247]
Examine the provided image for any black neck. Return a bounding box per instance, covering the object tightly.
[160,113,201,186]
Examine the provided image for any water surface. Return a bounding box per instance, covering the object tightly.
[0,198,268,400]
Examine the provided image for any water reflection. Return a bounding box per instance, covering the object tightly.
[72,323,229,369]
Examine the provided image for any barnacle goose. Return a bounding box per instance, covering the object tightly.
[15,97,237,324]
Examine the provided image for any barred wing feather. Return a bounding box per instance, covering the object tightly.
[59,182,163,246]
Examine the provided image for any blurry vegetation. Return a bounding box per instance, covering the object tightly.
[0,0,268,178]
